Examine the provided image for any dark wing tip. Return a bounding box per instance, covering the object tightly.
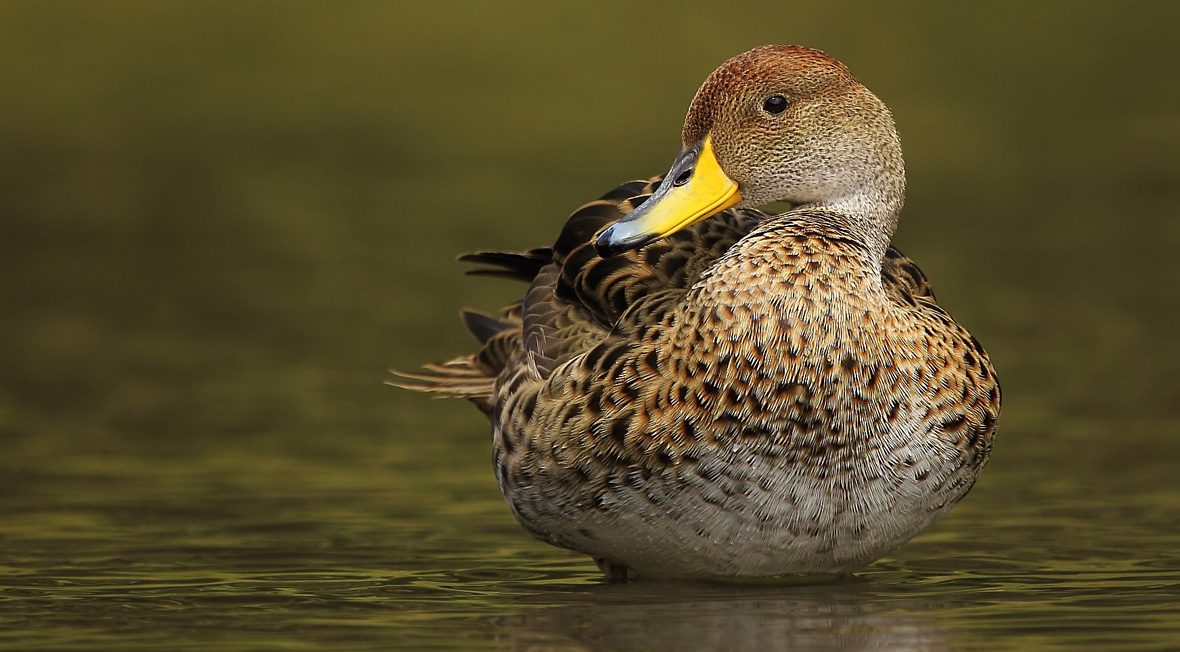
[458,248,553,282]
[460,309,511,344]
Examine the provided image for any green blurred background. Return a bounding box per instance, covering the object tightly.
[2,1,1178,649]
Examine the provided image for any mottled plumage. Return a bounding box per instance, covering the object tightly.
[395,45,1000,580]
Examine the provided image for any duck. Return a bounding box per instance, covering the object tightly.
[395,45,1001,581]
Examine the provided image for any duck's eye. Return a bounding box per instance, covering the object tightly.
[763,95,788,114]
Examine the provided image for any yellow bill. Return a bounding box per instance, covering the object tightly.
[595,135,742,256]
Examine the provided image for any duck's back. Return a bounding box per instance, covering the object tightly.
[399,177,936,405]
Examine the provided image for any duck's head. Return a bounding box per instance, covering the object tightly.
[596,45,905,258]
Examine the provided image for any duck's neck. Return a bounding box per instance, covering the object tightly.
[798,171,904,266]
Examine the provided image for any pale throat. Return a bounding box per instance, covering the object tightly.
[786,165,905,265]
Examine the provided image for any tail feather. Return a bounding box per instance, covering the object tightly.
[388,356,496,414]
[393,305,524,415]
[393,247,550,414]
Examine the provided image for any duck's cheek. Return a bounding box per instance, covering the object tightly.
[711,136,788,207]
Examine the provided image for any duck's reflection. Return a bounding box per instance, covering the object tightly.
[488,578,948,651]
